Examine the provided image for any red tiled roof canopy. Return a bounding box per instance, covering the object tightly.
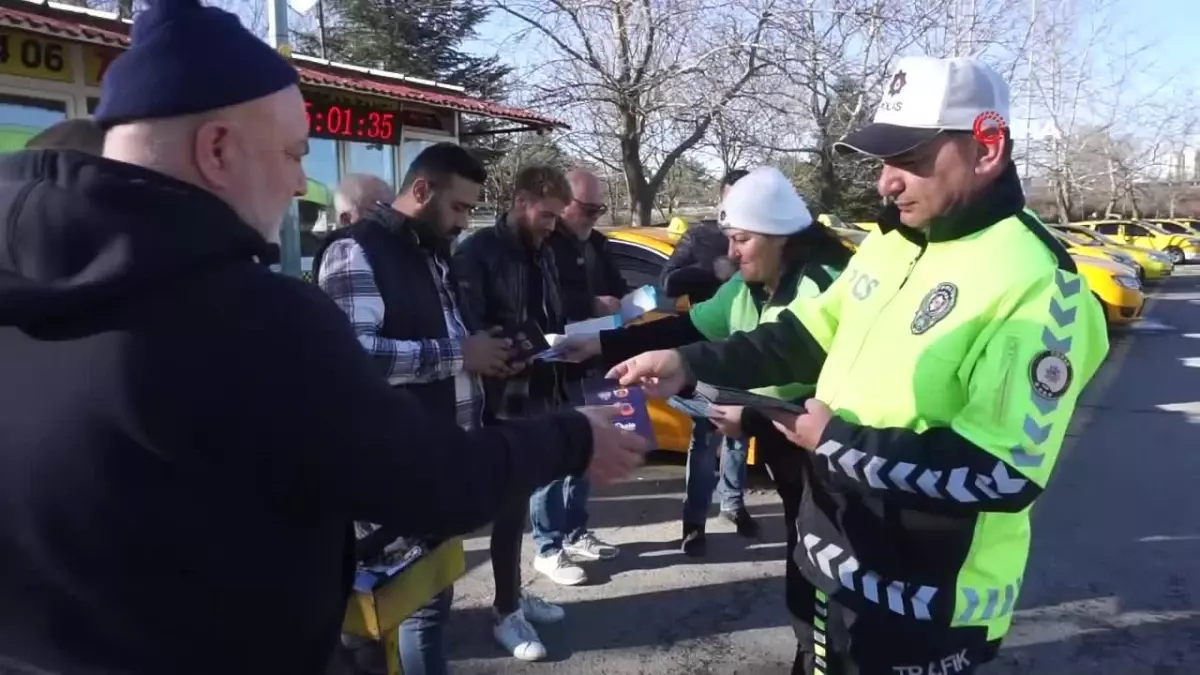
[291,60,560,128]
[0,1,562,129]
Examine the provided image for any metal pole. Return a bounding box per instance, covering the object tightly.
[968,0,976,55]
[315,0,328,60]
[1022,0,1036,181]
[267,0,303,279]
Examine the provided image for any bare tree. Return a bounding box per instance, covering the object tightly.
[695,101,766,175]
[491,0,782,226]
[1020,0,1176,223]
[730,2,944,212]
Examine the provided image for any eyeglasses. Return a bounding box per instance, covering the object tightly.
[573,199,608,218]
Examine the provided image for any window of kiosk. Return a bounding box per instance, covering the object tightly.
[345,141,396,190]
[300,137,338,239]
[400,135,441,185]
[87,97,100,115]
[0,92,68,153]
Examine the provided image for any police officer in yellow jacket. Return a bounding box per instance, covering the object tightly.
[608,56,1110,674]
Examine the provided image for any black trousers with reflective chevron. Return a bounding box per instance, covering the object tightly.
[787,588,996,675]
[775,471,996,674]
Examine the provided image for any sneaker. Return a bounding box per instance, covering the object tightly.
[520,593,566,624]
[493,609,548,661]
[720,507,761,538]
[681,522,707,557]
[564,531,620,560]
[533,550,588,586]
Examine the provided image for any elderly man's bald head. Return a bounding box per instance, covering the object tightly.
[561,167,608,238]
[335,173,394,227]
[102,85,310,243]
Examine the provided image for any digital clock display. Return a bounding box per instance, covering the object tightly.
[304,94,399,145]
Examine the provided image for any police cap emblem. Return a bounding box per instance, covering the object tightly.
[1030,350,1073,399]
[911,282,958,335]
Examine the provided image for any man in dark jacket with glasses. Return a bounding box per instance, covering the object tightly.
[548,168,629,321]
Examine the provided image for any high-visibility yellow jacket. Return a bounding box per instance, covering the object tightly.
[679,175,1109,644]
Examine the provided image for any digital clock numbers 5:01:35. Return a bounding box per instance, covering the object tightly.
[305,101,398,144]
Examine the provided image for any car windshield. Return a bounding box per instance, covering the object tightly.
[1150,220,1188,234]
[1138,221,1173,235]
[1055,230,1097,247]
[1071,228,1121,247]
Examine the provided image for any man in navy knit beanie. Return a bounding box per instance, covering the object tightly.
[0,0,651,672]
[96,0,307,243]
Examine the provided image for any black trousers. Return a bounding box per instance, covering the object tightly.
[773,472,994,675]
[787,589,994,675]
[490,494,528,616]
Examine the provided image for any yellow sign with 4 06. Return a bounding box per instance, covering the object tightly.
[0,28,74,83]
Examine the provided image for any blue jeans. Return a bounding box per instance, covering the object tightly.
[529,475,591,557]
[397,587,453,675]
[683,419,747,525]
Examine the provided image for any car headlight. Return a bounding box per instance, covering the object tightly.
[1113,275,1140,290]
[1151,253,1172,263]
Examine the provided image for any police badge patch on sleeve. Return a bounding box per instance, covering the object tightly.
[1030,350,1073,399]
[911,282,958,335]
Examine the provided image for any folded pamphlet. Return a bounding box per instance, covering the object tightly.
[618,284,678,323]
[532,333,572,362]
[581,378,657,446]
[565,314,623,337]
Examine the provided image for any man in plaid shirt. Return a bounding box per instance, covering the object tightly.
[314,149,514,675]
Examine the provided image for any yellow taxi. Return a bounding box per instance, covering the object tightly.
[829,226,869,251]
[1073,254,1144,325]
[1051,224,1173,281]
[1164,218,1200,235]
[602,226,718,458]
[1075,219,1200,265]
[818,215,870,251]
[1145,218,1200,240]
[1049,228,1145,279]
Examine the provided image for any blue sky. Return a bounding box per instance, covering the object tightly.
[458,0,1200,176]
[464,0,1200,106]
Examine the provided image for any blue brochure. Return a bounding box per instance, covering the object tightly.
[581,378,657,447]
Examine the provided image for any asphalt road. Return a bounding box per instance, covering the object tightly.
[444,267,1200,675]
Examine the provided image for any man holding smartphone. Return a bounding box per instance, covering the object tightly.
[314,147,512,675]
[454,165,579,661]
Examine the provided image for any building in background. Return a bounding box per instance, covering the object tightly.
[1166,146,1200,183]
[0,0,564,279]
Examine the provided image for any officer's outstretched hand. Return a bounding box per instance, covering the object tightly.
[767,398,833,451]
[555,334,602,363]
[606,349,691,398]
[710,405,745,439]
[578,405,651,485]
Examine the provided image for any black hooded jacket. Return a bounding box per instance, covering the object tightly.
[0,150,593,675]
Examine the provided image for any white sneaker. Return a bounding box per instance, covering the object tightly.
[564,531,620,560]
[533,550,588,586]
[493,609,548,661]
[520,593,566,624]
